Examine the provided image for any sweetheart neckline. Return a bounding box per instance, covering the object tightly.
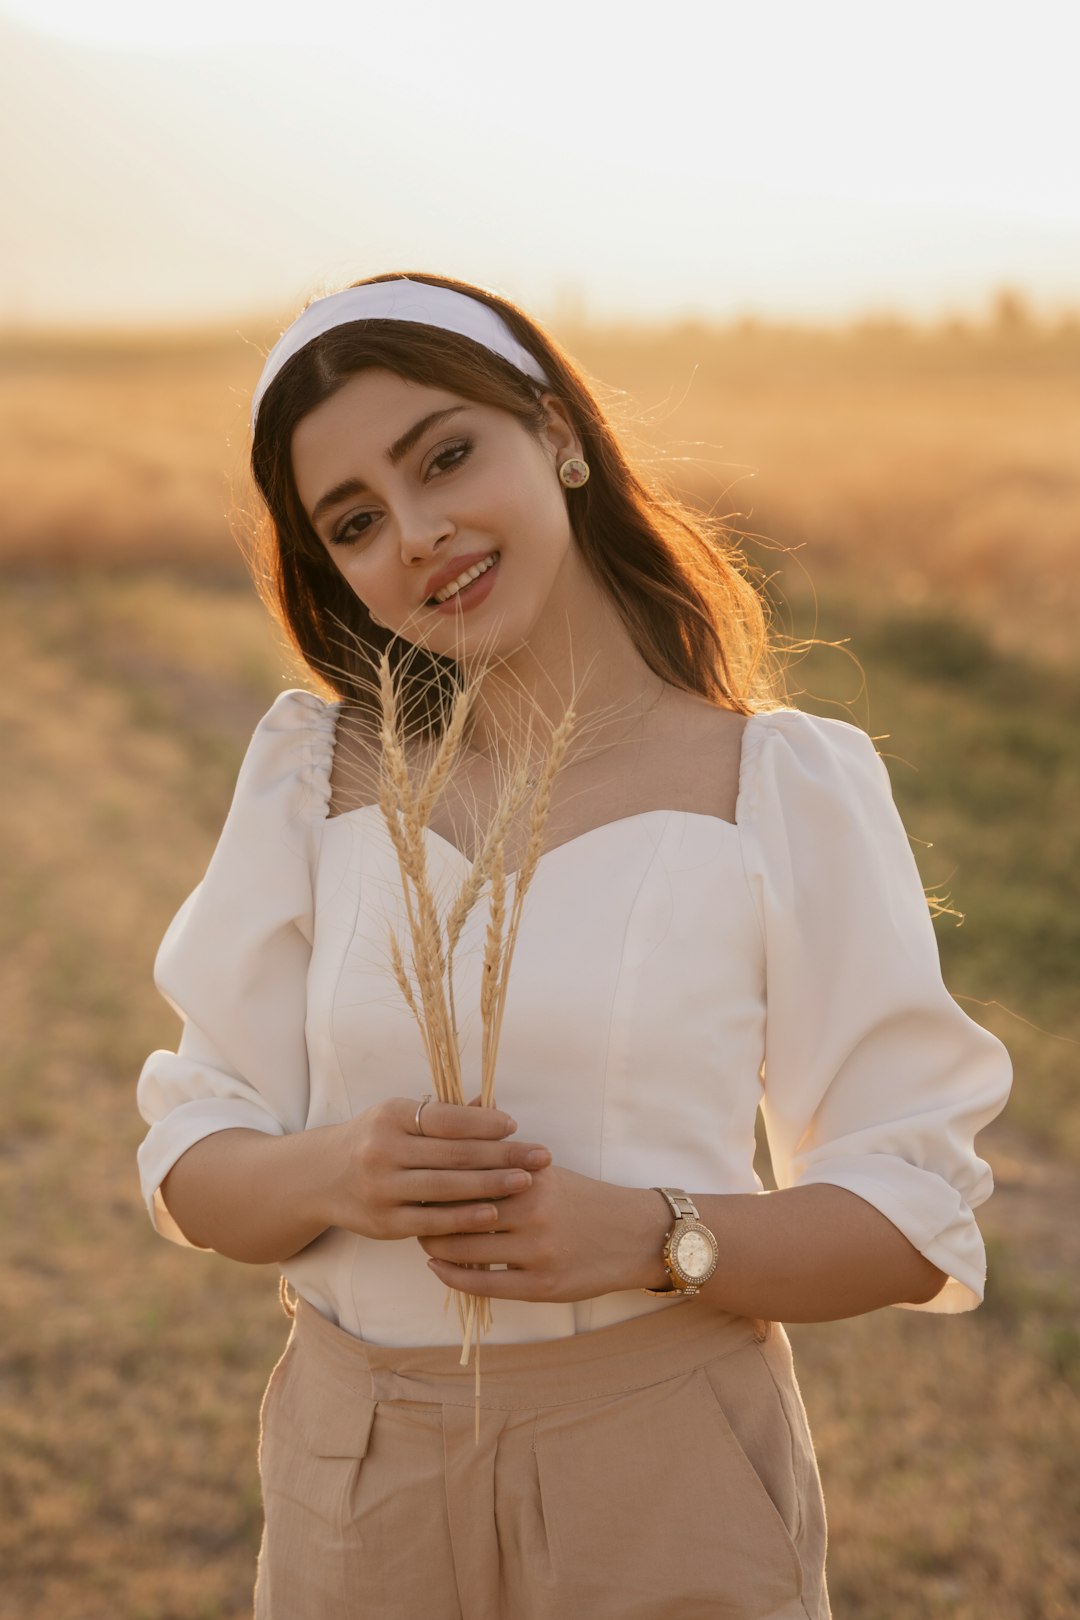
[321,802,741,875]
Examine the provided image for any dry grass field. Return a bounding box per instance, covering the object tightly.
[1,305,1078,1618]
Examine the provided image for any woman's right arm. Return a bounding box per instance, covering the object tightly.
[139,694,551,1261]
[158,1099,552,1265]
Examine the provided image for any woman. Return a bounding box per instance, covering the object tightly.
[136,272,1012,1620]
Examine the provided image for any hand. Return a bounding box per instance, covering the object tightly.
[420,1165,671,1302]
[324,1096,552,1242]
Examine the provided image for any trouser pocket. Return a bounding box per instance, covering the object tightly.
[736,1329,831,1619]
[532,1354,805,1619]
[255,1339,377,1619]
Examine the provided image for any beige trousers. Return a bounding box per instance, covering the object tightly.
[254,1291,829,1620]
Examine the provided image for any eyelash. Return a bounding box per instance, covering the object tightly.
[329,437,474,547]
[431,438,472,477]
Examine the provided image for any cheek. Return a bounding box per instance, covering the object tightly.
[508,478,573,560]
[323,554,398,627]
[328,547,386,595]
[327,553,370,599]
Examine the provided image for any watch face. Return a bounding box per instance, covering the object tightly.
[674,1229,715,1280]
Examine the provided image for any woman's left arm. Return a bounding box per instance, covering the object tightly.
[426,711,1010,1318]
[422,1166,946,1316]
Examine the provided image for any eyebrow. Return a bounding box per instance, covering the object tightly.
[308,406,467,529]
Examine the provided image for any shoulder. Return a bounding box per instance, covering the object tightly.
[743,704,882,760]
[737,706,926,912]
[252,687,339,741]
[739,706,888,818]
[233,689,341,828]
[157,692,337,966]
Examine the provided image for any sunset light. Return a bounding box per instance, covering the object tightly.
[4,1,1078,1614]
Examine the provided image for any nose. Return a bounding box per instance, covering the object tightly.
[395,492,455,565]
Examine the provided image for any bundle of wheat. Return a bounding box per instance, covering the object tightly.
[375,649,576,1419]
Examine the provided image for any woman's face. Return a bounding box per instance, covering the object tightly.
[291,368,585,662]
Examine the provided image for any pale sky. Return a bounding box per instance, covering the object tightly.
[2,0,1078,326]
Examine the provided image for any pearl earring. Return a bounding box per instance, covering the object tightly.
[558,457,590,489]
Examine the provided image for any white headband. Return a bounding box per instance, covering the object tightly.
[251,278,551,427]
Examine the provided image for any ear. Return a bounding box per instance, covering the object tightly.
[537,393,583,468]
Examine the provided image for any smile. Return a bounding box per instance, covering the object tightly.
[428,551,500,604]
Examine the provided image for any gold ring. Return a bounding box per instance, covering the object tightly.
[414,1093,434,1136]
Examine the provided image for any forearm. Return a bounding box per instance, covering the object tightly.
[423,1164,947,1312]
[159,1126,342,1264]
[158,1101,548,1265]
[631,1183,948,1321]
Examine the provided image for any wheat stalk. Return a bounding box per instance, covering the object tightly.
[376,655,466,1107]
[483,704,577,1101]
[374,648,577,1416]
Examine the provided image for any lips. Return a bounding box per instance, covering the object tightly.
[423,549,499,605]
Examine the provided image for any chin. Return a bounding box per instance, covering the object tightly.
[436,612,535,668]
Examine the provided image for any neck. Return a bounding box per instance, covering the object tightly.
[459,551,668,766]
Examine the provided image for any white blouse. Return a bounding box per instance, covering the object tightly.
[136,691,1012,1343]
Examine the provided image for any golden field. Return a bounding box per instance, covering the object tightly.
[1,303,1078,1618]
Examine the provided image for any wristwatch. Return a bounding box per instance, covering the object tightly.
[641,1187,719,1297]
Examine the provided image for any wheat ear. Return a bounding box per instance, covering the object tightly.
[413,679,472,827]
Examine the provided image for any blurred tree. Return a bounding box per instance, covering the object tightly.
[990,286,1034,336]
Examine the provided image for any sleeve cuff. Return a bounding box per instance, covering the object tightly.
[137,1099,287,1249]
[788,1154,989,1314]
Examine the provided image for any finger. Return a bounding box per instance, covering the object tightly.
[404,1098,518,1140]
[425,1256,535,1299]
[404,1167,534,1203]
[401,1138,551,1173]
[397,1202,504,1239]
[421,1232,517,1264]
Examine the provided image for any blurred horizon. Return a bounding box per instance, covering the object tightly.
[3,0,1078,330]
[2,283,1073,345]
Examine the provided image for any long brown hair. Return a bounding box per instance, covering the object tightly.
[249,270,781,732]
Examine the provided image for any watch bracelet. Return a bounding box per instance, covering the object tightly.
[642,1189,719,1295]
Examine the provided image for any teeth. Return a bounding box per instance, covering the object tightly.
[432,552,498,603]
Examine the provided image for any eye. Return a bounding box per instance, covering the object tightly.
[330,509,378,547]
[425,438,472,478]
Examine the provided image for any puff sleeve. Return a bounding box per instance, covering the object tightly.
[135,689,336,1247]
[738,709,1012,1313]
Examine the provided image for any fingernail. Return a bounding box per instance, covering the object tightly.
[503,1117,518,1134]
[504,1170,530,1190]
[475,1206,498,1223]
[526,1149,549,1167]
